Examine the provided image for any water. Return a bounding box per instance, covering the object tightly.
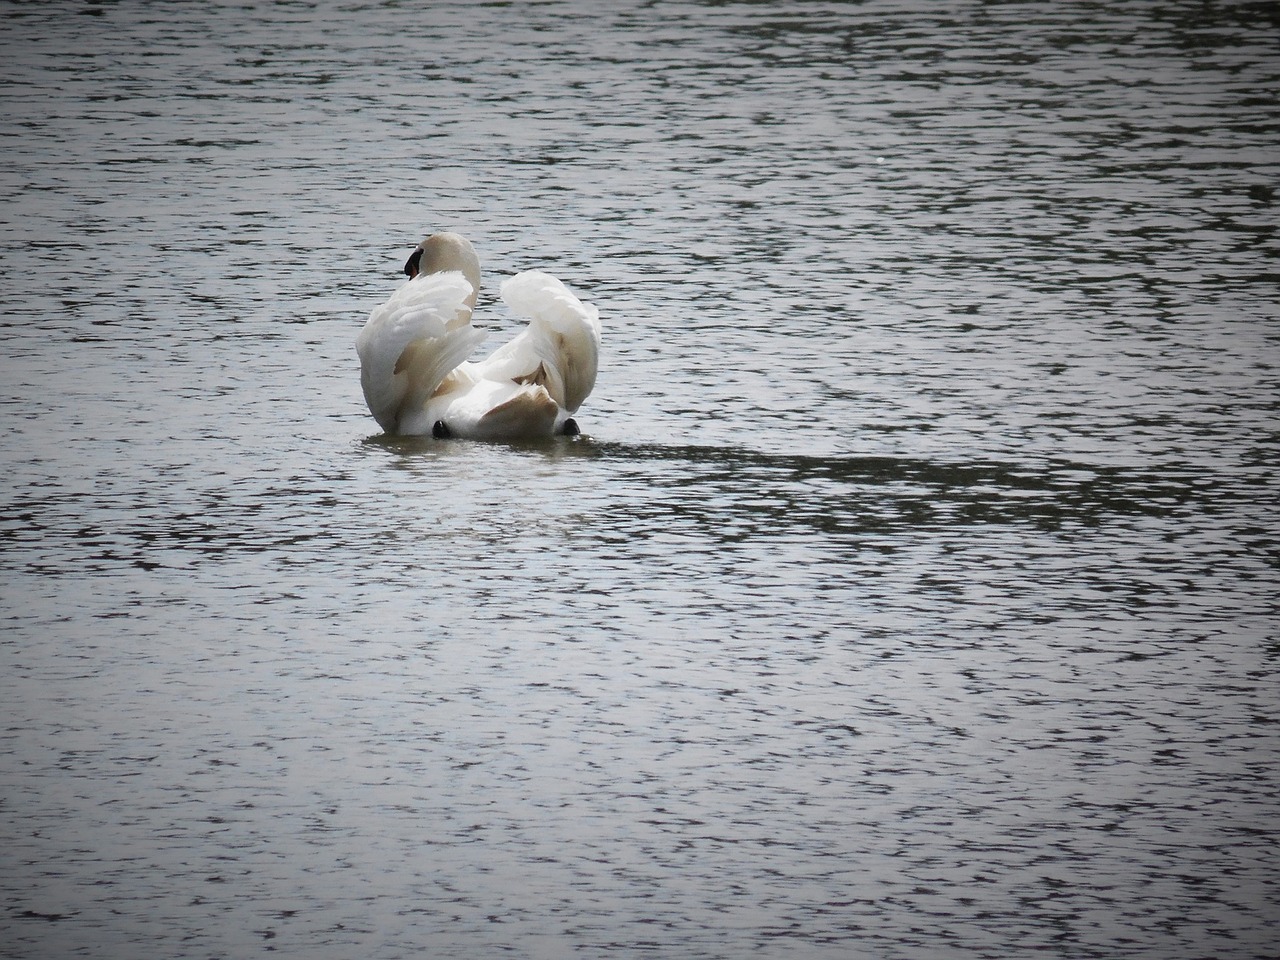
[2,1,1278,957]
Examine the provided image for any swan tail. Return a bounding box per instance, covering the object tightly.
[496,270,601,413]
[476,384,560,439]
[356,272,483,433]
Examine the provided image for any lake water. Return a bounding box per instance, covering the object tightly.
[2,1,1278,957]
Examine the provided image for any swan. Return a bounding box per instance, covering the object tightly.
[356,232,600,440]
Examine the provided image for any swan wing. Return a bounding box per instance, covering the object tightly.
[484,270,601,414]
[356,271,485,434]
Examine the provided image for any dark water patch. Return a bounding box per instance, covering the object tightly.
[587,440,1244,529]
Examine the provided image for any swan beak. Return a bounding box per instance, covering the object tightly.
[404,248,423,278]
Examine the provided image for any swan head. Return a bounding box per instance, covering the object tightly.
[404,232,482,309]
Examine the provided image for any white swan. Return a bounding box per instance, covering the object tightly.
[356,232,600,440]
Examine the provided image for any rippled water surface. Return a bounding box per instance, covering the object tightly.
[2,1,1278,958]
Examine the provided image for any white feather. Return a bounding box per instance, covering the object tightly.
[355,270,486,434]
[482,270,601,414]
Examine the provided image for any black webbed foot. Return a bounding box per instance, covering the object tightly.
[560,418,580,437]
[432,420,451,439]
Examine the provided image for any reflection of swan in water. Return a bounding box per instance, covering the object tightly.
[356,232,600,440]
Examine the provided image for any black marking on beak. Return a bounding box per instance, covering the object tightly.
[404,248,423,278]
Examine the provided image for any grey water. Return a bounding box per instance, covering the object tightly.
[2,1,1278,957]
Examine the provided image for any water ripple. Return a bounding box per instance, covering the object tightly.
[2,1,1277,958]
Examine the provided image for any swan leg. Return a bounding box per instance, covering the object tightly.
[560,418,580,436]
[432,420,451,439]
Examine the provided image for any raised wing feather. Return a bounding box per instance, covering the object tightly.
[481,270,601,414]
[356,271,485,433]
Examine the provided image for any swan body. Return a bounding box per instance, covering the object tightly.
[356,233,600,440]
